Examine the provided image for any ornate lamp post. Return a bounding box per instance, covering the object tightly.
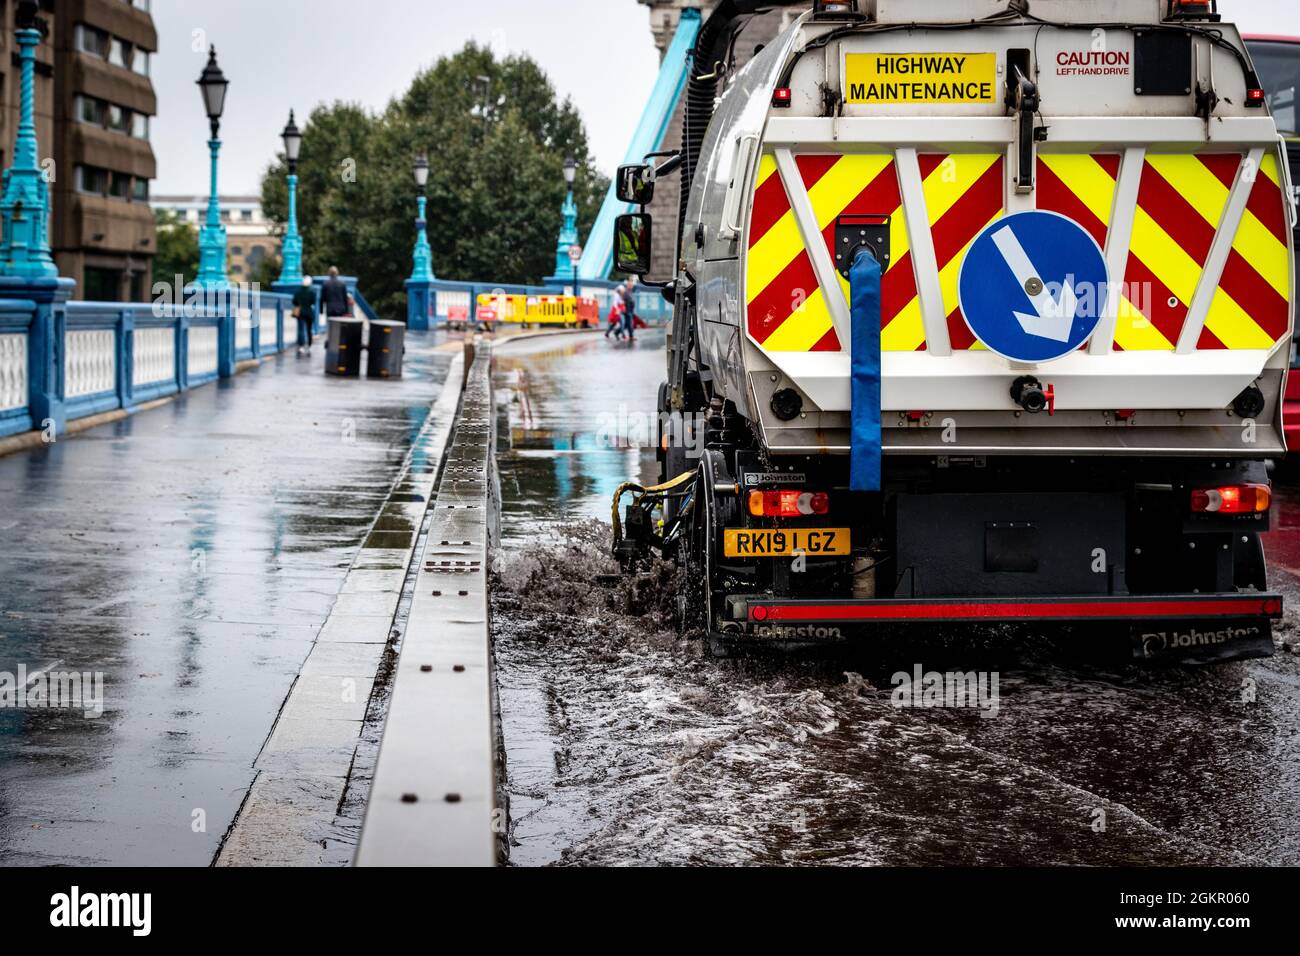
[545,156,581,295]
[195,47,230,289]
[0,1,58,279]
[277,111,304,285]
[409,154,434,283]
[404,154,435,330]
[563,157,580,302]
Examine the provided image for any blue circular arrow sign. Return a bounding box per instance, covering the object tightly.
[957,210,1109,363]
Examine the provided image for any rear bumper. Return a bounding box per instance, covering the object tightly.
[736,593,1281,662]
[745,593,1283,624]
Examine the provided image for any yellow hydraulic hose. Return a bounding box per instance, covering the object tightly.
[611,470,698,545]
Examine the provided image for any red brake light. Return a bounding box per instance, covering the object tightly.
[772,88,793,108]
[747,490,831,517]
[1190,483,1272,514]
[1246,87,1267,107]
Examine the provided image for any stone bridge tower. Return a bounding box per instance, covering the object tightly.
[634,1,805,275]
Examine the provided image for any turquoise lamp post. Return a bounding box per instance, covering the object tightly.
[195,47,230,290]
[277,111,304,285]
[409,154,435,283]
[405,154,435,329]
[544,157,581,296]
[0,1,58,279]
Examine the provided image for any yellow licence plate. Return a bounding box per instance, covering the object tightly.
[724,528,851,558]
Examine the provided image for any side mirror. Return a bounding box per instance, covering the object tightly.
[614,213,652,276]
[616,164,655,205]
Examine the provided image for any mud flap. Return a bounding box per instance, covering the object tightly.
[1132,619,1275,664]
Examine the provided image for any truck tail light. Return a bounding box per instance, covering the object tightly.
[1246,86,1267,108]
[772,87,792,108]
[1167,0,1216,18]
[1190,483,1271,514]
[747,490,830,518]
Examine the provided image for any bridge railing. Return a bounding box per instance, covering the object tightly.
[0,288,295,441]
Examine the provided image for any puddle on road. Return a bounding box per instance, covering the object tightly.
[490,332,1300,868]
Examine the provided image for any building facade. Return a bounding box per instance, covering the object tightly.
[150,195,282,286]
[0,0,157,301]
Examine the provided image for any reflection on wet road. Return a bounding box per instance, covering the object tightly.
[0,336,450,865]
[492,329,1300,867]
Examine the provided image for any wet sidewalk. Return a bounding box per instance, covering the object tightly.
[0,333,452,865]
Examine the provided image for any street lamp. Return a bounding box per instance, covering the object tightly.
[408,154,434,284]
[563,157,579,303]
[277,110,304,285]
[195,46,230,288]
[0,0,58,279]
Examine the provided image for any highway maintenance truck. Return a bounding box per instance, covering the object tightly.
[610,0,1295,664]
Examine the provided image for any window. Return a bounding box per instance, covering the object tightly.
[75,24,110,58]
[108,38,129,70]
[231,245,244,256]
[132,178,149,202]
[240,210,253,222]
[131,112,149,140]
[78,165,108,195]
[84,268,121,303]
[109,172,131,199]
[77,95,105,125]
[1247,40,1300,136]
[220,210,232,223]
[132,50,150,77]
[107,104,129,134]
[132,0,153,12]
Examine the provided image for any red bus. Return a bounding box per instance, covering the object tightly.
[1246,35,1300,450]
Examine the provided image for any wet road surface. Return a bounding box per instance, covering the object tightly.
[491,330,1300,866]
[0,335,450,865]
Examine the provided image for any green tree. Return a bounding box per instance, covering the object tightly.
[152,208,199,290]
[261,43,608,320]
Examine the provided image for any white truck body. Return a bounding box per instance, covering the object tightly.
[684,0,1296,456]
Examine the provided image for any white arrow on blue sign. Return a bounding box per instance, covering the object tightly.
[957,210,1110,363]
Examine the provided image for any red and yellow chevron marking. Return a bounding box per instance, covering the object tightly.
[926,153,1005,350]
[1101,152,1289,352]
[1036,154,1120,249]
[745,152,1006,353]
[1199,154,1291,349]
[746,153,903,351]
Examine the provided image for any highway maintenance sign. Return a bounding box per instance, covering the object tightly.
[957,210,1110,363]
[844,52,997,104]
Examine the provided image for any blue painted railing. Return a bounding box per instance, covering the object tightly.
[0,287,295,440]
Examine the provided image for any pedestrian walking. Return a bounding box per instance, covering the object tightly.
[320,265,354,318]
[620,280,637,342]
[606,293,626,340]
[292,275,317,355]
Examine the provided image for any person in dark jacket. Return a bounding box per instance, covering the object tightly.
[292,276,317,355]
[620,279,637,341]
[320,266,354,318]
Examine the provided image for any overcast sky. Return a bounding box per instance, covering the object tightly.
[151,0,1300,198]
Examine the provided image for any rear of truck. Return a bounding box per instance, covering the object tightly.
[621,0,1296,662]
